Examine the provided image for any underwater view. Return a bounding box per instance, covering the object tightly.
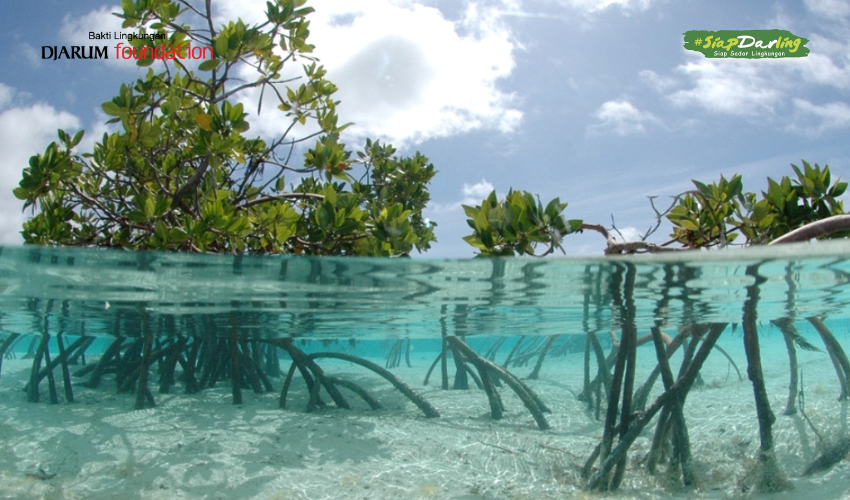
[2,242,850,499]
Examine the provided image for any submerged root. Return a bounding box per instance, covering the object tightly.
[756,451,794,493]
[738,451,794,494]
[802,436,850,476]
[309,352,440,418]
[446,336,550,430]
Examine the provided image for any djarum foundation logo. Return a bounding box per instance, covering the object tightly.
[42,31,212,62]
[683,30,810,58]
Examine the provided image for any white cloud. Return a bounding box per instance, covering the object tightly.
[59,5,121,44]
[217,0,521,147]
[77,109,121,154]
[508,0,654,14]
[481,0,658,28]
[560,0,653,12]
[794,36,850,89]
[466,0,657,17]
[805,0,850,18]
[18,43,42,68]
[58,1,521,147]
[792,98,850,133]
[639,69,679,93]
[658,50,850,133]
[462,179,496,205]
[59,4,192,70]
[317,0,521,145]
[651,25,850,129]
[613,226,643,242]
[0,93,81,245]
[59,5,127,67]
[497,109,524,134]
[0,84,13,109]
[427,178,496,216]
[589,100,658,135]
[667,57,784,116]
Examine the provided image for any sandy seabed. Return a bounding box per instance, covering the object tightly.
[1,336,850,500]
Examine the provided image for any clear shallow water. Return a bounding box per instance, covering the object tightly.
[2,243,850,499]
[0,242,849,339]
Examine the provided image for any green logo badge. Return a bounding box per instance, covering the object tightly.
[683,30,809,58]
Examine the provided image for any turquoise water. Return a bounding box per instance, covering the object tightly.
[3,242,850,499]
[1,241,849,341]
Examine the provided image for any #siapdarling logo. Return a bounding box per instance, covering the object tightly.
[683,30,809,58]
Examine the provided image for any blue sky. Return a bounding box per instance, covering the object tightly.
[1,0,848,257]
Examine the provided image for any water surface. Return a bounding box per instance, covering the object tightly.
[0,242,848,340]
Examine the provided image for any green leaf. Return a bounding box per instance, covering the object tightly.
[758,213,776,229]
[143,196,155,218]
[198,59,221,72]
[12,187,29,200]
[195,113,213,131]
[567,219,584,233]
[215,34,229,58]
[71,130,85,148]
[121,0,135,16]
[544,197,563,219]
[679,219,699,231]
[692,180,709,194]
[101,101,122,116]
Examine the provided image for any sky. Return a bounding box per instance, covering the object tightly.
[1,0,849,258]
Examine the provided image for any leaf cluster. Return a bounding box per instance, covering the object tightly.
[751,161,847,242]
[667,174,749,248]
[667,161,846,248]
[462,190,582,256]
[16,0,436,257]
